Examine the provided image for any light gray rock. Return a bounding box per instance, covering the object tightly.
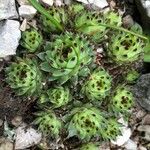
[138,125,150,141]
[0,138,13,150]
[124,139,137,150]
[0,0,18,20]
[76,0,108,8]
[40,0,53,6]
[17,0,30,5]
[0,20,21,58]
[135,0,150,29]
[133,73,150,112]
[19,5,37,20]
[15,124,42,150]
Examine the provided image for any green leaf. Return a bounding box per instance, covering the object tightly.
[28,0,63,31]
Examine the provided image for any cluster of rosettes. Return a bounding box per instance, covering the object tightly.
[82,68,112,102]
[5,58,42,96]
[5,1,145,148]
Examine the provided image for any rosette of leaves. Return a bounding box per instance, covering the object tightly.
[103,118,121,140]
[82,68,112,102]
[46,86,72,108]
[20,28,43,53]
[103,11,122,27]
[34,110,62,137]
[66,105,106,141]
[79,142,99,150]
[108,32,145,64]
[38,32,94,85]
[40,6,68,33]
[111,86,134,113]
[5,58,42,96]
[74,10,107,42]
[125,70,140,84]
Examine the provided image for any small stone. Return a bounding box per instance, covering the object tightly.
[19,5,37,20]
[20,19,27,31]
[0,138,13,150]
[76,0,108,8]
[54,0,63,6]
[17,0,29,5]
[15,124,42,150]
[124,139,137,150]
[40,0,54,6]
[142,114,150,125]
[0,119,3,126]
[0,0,18,20]
[133,73,150,112]
[64,0,72,5]
[0,20,21,58]
[123,15,134,28]
[11,116,22,127]
[138,125,150,141]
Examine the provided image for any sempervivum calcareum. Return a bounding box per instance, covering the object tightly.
[82,68,112,102]
[66,105,106,141]
[5,58,42,96]
[40,6,68,33]
[74,10,107,42]
[46,86,72,108]
[108,32,145,64]
[110,86,134,113]
[38,32,94,85]
[103,118,121,140]
[20,28,43,53]
[34,110,62,137]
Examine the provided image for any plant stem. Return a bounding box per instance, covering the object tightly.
[98,23,148,41]
[28,0,64,31]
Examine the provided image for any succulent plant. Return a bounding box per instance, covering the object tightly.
[5,58,42,96]
[108,32,145,64]
[40,7,68,33]
[34,110,62,137]
[82,68,112,102]
[69,3,84,15]
[111,86,134,113]
[20,28,43,53]
[74,10,107,42]
[67,105,106,141]
[47,86,72,108]
[103,118,121,140]
[38,32,94,84]
[79,142,99,150]
[125,70,140,84]
[104,11,122,26]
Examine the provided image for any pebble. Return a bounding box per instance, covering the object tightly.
[0,119,3,127]
[11,116,23,127]
[20,19,27,31]
[142,114,150,125]
[138,125,150,141]
[19,5,37,20]
[124,139,137,150]
[76,0,108,8]
[40,0,54,6]
[0,20,21,58]
[0,0,18,20]
[123,15,134,28]
[0,138,13,150]
[15,124,42,149]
